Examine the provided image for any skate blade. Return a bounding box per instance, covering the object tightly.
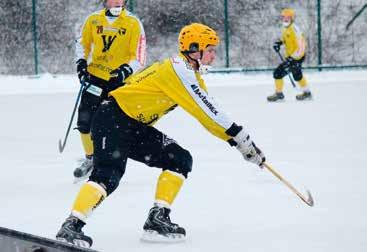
[56,237,91,248]
[267,98,286,103]
[296,98,313,102]
[73,239,92,248]
[296,96,313,101]
[140,230,186,243]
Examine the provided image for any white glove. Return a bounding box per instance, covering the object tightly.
[233,129,266,167]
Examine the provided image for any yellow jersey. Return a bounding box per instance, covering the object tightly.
[76,9,146,81]
[110,55,235,141]
[281,23,306,59]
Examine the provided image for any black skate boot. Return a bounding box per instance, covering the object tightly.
[73,155,93,183]
[296,91,312,101]
[141,206,186,243]
[56,215,93,248]
[267,92,285,102]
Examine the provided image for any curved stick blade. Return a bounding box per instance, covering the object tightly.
[299,189,314,207]
[305,190,314,207]
[264,163,315,207]
[58,139,65,153]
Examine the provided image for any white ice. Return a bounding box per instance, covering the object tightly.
[0,70,366,252]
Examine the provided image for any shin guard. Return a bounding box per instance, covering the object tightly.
[81,133,94,156]
[155,170,184,206]
[72,181,107,221]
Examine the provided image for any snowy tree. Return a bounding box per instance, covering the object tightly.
[0,0,366,75]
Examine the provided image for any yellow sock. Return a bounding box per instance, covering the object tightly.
[298,77,308,88]
[275,79,284,93]
[72,181,107,221]
[81,133,94,156]
[155,170,184,206]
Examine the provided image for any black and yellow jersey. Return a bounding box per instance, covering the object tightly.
[281,23,306,59]
[76,9,146,80]
[110,55,235,141]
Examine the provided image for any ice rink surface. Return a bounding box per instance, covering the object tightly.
[0,70,366,251]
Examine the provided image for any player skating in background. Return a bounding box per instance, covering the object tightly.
[56,23,265,248]
[74,0,146,180]
[268,8,312,102]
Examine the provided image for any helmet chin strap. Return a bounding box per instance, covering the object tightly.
[182,51,202,71]
[182,52,211,74]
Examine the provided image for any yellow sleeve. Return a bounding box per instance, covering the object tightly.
[75,15,93,61]
[161,57,235,141]
[281,28,286,43]
[126,14,146,72]
[290,24,306,59]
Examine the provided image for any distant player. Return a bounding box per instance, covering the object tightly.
[267,8,312,102]
[74,0,146,179]
[56,23,265,247]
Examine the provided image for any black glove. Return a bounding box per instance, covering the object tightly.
[109,64,133,84]
[76,59,88,83]
[273,40,283,52]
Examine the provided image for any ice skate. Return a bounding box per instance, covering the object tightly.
[141,206,186,243]
[267,92,285,102]
[296,91,312,101]
[73,155,93,183]
[56,215,93,248]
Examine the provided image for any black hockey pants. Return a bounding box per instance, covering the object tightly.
[273,56,305,81]
[89,98,193,195]
[77,74,124,134]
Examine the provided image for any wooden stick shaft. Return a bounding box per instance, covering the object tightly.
[263,163,312,206]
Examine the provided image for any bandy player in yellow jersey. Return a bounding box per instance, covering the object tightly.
[267,8,312,102]
[73,0,146,180]
[56,23,265,247]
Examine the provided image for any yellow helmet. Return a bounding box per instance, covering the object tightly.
[281,8,295,20]
[178,23,220,53]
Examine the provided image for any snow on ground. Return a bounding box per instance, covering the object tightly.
[0,69,366,252]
